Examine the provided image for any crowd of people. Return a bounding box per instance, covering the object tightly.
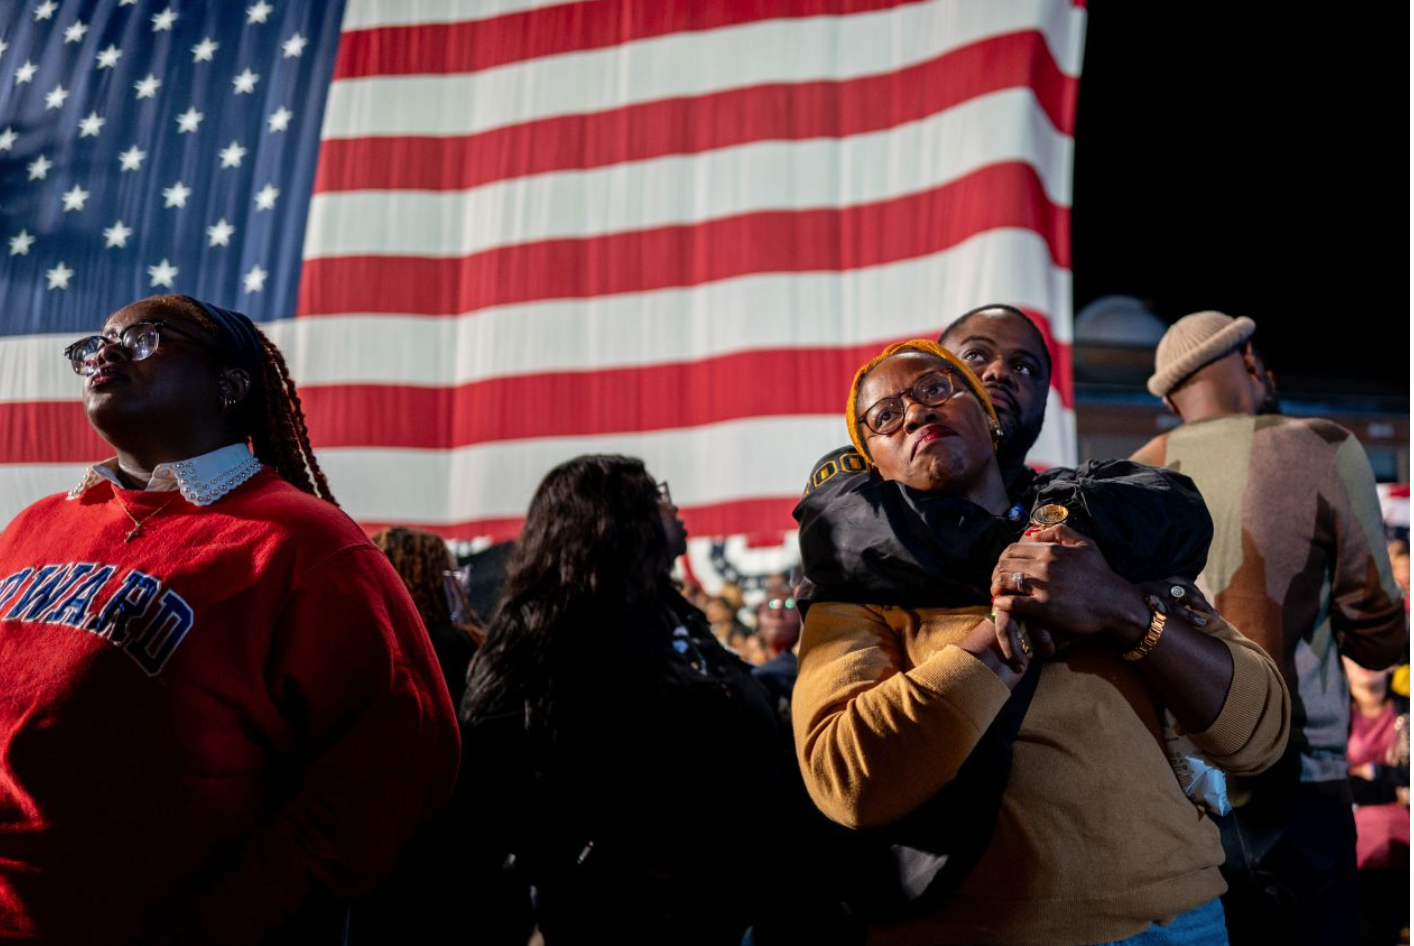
[0,294,1405,945]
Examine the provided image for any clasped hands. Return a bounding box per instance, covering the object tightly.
[985,524,1211,669]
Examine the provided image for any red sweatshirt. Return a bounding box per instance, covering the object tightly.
[0,471,460,943]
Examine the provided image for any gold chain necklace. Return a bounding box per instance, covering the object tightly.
[111,490,181,542]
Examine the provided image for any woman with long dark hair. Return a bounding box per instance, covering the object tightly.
[0,294,458,943]
[460,455,779,945]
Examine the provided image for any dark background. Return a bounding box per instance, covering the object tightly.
[1073,2,1407,399]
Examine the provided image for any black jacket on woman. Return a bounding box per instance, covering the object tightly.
[456,583,782,945]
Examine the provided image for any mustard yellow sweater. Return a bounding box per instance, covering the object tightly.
[793,603,1290,945]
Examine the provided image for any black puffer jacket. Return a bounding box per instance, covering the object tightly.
[794,447,1213,612]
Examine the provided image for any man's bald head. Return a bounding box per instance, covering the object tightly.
[939,305,1051,467]
[940,305,1052,378]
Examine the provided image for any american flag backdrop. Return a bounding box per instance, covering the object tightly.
[0,0,1085,549]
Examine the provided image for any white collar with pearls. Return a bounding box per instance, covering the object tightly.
[68,442,263,506]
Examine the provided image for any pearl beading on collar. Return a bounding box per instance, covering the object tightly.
[171,454,263,506]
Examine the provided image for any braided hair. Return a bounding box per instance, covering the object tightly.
[372,526,455,627]
[246,328,336,503]
[372,527,484,645]
[155,294,336,505]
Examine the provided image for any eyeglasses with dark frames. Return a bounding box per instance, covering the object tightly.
[63,319,215,376]
[656,481,674,506]
[857,369,961,436]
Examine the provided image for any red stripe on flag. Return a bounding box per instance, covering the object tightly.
[299,161,1069,317]
[298,339,1068,446]
[297,340,1073,450]
[359,496,802,543]
[334,0,923,80]
[315,32,1077,193]
[0,401,105,463]
[299,345,873,449]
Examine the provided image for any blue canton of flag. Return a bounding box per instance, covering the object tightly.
[0,0,345,339]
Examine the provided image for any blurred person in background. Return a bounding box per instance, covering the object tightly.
[719,581,746,617]
[756,583,802,659]
[1388,539,1410,609]
[730,626,768,666]
[1385,538,1410,742]
[370,526,484,708]
[458,455,780,945]
[706,595,745,643]
[752,584,802,712]
[707,594,759,664]
[680,579,712,613]
[1345,657,1410,946]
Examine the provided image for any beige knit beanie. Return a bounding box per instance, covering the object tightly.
[1147,311,1256,397]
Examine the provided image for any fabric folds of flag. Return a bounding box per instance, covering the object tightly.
[0,0,1086,545]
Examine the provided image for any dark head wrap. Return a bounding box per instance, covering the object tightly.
[190,298,264,404]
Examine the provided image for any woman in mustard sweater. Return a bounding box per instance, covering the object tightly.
[792,340,1290,945]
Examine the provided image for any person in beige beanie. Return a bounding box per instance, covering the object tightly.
[1134,311,1405,945]
[1146,310,1276,414]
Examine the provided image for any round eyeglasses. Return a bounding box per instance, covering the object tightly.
[857,369,959,436]
[63,320,212,376]
[765,597,796,612]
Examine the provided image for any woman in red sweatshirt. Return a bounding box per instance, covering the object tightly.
[0,294,460,943]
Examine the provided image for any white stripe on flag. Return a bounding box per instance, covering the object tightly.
[317,414,840,522]
[341,0,571,31]
[0,466,86,528]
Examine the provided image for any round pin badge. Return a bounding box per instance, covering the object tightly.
[1029,503,1069,527]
